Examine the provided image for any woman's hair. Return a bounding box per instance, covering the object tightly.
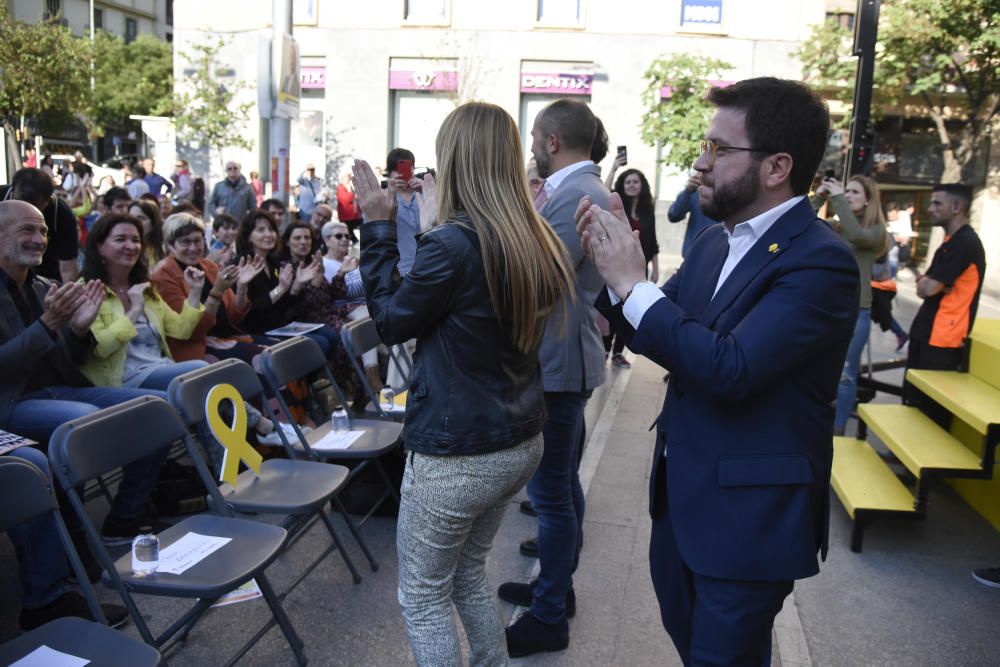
[170,201,202,217]
[82,213,149,284]
[848,175,890,255]
[162,212,205,246]
[280,221,319,261]
[434,102,574,353]
[236,208,280,259]
[613,169,655,220]
[130,198,165,262]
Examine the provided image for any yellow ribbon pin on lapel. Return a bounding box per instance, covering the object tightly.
[205,383,263,487]
[768,243,779,253]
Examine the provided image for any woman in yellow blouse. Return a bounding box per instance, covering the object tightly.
[79,213,207,391]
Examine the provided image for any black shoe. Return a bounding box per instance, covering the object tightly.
[520,538,538,557]
[972,567,1000,589]
[19,591,129,631]
[505,611,569,658]
[101,513,171,547]
[519,499,537,517]
[498,580,576,618]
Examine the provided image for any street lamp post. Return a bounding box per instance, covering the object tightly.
[844,0,881,180]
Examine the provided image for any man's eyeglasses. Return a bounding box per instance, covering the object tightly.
[699,139,771,168]
[326,233,349,240]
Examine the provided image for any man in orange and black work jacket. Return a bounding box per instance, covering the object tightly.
[904,183,986,427]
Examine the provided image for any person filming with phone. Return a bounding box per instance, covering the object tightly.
[813,172,889,436]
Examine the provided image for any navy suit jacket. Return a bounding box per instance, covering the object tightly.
[599,198,859,582]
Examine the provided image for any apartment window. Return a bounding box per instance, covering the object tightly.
[825,11,855,30]
[404,0,449,23]
[125,17,138,44]
[44,0,61,19]
[537,0,582,25]
[167,0,174,26]
[94,8,103,30]
[166,32,173,43]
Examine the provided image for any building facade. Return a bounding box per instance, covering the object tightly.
[10,0,175,42]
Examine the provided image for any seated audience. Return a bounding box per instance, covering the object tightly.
[78,213,207,392]
[151,213,267,365]
[209,213,239,266]
[0,201,168,624]
[129,198,166,266]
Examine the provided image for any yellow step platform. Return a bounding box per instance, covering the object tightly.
[904,370,1000,434]
[832,436,916,518]
[857,404,983,478]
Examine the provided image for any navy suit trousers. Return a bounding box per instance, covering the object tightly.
[650,471,793,666]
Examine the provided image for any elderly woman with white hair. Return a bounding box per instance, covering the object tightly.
[150,212,267,364]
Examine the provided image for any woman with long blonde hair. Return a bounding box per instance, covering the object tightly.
[352,101,574,666]
[815,173,889,435]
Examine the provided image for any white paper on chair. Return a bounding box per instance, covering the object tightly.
[156,532,232,575]
[11,645,90,667]
[311,430,365,451]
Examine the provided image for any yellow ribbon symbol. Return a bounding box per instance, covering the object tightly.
[205,383,263,487]
[768,243,779,254]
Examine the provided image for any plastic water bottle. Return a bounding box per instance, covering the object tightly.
[332,407,350,433]
[131,531,160,576]
[379,387,395,412]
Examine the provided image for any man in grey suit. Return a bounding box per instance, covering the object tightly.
[500,99,609,657]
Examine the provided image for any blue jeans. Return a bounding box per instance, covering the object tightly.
[5,447,72,609]
[9,384,171,519]
[137,360,208,391]
[835,308,871,432]
[527,389,592,624]
[305,326,342,358]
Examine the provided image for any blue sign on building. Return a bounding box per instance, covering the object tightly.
[680,0,723,26]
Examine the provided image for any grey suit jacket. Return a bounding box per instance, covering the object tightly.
[0,273,93,429]
[538,164,609,393]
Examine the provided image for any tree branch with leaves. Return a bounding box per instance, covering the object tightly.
[173,40,254,172]
[639,53,733,171]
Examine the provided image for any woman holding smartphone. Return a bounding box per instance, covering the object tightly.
[353,102,574,666]
[814,174,889,435]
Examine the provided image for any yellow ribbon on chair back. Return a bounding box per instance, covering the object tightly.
[205,383,263,487]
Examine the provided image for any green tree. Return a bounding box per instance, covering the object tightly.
[91,32,174,131]
[799,0,1000,182]
[173,41,254,171]
[639,53,733,171]
[0,5,91,148]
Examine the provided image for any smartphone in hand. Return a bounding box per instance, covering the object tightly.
[617,145,627,163]
[397,159,414,182]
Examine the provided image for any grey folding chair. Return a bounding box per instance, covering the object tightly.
[0,456,163,667]
[48,396,308,666]
[167,358,363,584]
[341,316,410,422]
[260,337,402,538]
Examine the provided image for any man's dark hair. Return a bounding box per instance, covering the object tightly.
[538,99,598,154]
[386,148,415,173]
[932,183,973,213]
[10,168,54,205]
[706,78,830,195]
[212,213,239,232]
[590,116,609,164]
[133,166,147,178]
[103,187,131,209]
[261,197,286,213]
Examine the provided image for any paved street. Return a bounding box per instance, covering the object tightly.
[2,253,998,665]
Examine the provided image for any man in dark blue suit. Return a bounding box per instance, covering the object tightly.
[576,78,859,665]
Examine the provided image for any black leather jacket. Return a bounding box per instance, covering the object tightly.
[360,216,545,456]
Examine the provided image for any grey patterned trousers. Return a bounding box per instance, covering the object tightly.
[397,434,544,666]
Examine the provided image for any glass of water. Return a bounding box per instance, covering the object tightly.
[131,532,159,577]
[379,387,395,412]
